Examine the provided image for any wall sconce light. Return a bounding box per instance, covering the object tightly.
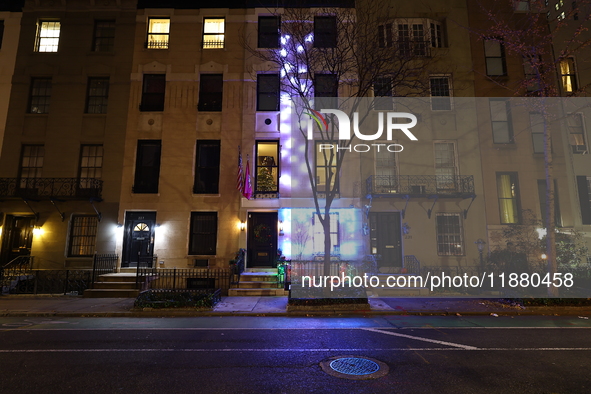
[240,221,246,231]
[32,226,44,235]
[541,253,548,260]
[278,221,284,236]
[117,223,123,228]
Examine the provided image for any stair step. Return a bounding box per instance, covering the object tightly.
[98,274,138,283]
[83,289,140,298]
[92,282,139,290]
[228,288,288,296]
[240,274,278,282]
[237,281,281,289]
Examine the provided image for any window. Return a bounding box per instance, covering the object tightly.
[530,113,545,153]
[434,141,458,190]
[576,176,591,224]
[313,213,339,255]
[35,20,60,52]
[374,77,393,110]
[92,20,115,52]
[85,77,109,114]
[568,113,587,153]
[314,74,337,109]
[19,145,44,187]
[397,23,426,56]
[379,20,442,51]
[374,146,398,193]
[257,74,279,111]
[560,57,577,93]
[514,0,530,11]
[78,145,103,189]
[484,39,507,76]
[489,99,513,143]
[140,74,165,112]
[315,142,338,193]
[497,172,521,224]
[430,22,443,48]
[202,18,224,49]
[572,1,579,20]
[29,78,52,114]
[194,140,221,194]
[133,140,161,194]
[429,76,451,111]
[0,20,4,50]
[146,18,170,49]
[538,180,562,227]
[68,215,98,257]
[314,16,336,48]
[189,212,217,255]
[255,141,279,194]
[258,16,279,48]
[523,56,541,93]
[435,213,464,256]
[198,74,223,111]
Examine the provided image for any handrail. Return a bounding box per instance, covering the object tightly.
[2,255,34,270]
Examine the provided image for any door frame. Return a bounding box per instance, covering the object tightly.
[369,211,403,269]
[121,211,157,268]
[246,211,278,269]
[0,215,35,266]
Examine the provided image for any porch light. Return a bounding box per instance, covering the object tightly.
[33,226,44,235]
[541,253,547,260]
[279,220,284,236]
[239,221,246,231]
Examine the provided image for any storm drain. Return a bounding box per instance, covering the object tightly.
[320,356,389,380]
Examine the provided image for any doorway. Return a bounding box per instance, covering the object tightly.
[0,215,35,266]
[369,212,402,268]
[247,212,278,268]
[122,212,156,268]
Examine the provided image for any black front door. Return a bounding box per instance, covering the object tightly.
[122,212,156,268]
[247,212,278,268]
[0,215,35,265]
[369,212,402,268]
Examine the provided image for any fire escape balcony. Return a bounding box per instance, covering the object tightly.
[0,178,103,201]
[366,175,475,199]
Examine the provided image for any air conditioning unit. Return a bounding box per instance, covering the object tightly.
[573,145,588,154]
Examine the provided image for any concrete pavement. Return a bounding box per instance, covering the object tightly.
[1,294,591,317]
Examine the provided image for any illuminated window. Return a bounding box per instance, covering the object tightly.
[429,76,451,111]
[146,18,170,49]
[315,142,338,193]
[255,141,279,194]
[489,99,513,143]
[568,113,587,153]
[79,144,103,189]
[68,215,98,257]
[194,140,220,194]
[85,77,109,114]
[257,74,279,111]
[258,16,279,48]
[314,16,336,48]
[189,212,217,255]
[35,20,60,52]
[92,20,115,52]
[560,57,577,93]
[29,78,52,114]
[484,39,506,76]
[497,172,521,224]
[436,213,464,256]
[202,18,224,49]
[313,213,339,255]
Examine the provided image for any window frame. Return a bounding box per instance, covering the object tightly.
[257,74,280,111]
[484,38,507,76]
[78,144,103,189]
[35,20,60,52]
[313,15,337,48]
[133,140,162,194]
[18,144,44,190]
[67,215,98,257]
[568,113,587,154]
[315,141,339,193]
[139,74,166,112]
[378,19,442,52]
[28,78,52,114]
[529,112,545,154]
[85,77,109,114]
[374,76,394,111]
[92,20,116,52]
[146,17,170,49]
[435,213,464,256]
[258,16,280,49]
[189,212,218,255]
[202,17,225,49]
[314,73,338,110]
[255,140,280,194]
[576,176,591,225]
[194,140,221,194]
[429,75,452,111]
[0,20,5,50]
[434,141,459,191]
[198,74,223,112]
[497,172,521,224]
[560,57,578,93]
[489,99,514,144]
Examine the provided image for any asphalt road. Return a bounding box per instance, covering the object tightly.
[1,316,590,394]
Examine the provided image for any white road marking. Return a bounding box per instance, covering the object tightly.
[362,327,479,350]
[1,326,591,331]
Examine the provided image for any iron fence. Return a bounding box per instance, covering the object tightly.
[1,269,92,295]
[403,255,421,274]
[366,175,475,197]
[136,268,232,296]
[91,253,118,287]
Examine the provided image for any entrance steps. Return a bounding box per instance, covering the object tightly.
[229,268,288,296]
[83,273,140,298]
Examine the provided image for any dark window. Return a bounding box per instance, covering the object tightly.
[429,76,451,110]
[530,112,545,153]
[19,145,44,190]
[314,74,337,110]
[198,74,223,111]
[194,140,221,194]
[436,213,464,256]
[537,179,562,227]
[257,74,279,111]
[497,172,521,224]
[258,16,279,48]
[79,144,103,189]
[92,20,115,52]
[374,77,393,110]
[255,141,279,193]
[189,212,218,255]
[0,20,4,49]
[315,141,338,193]
[576,176,591,225]
[484,39,507,76]
[378,23,393,48]
[146,18,170,49]
[140,74,165,112]
[314,16,336,48]
[490,99,513,143]
[29,78,52,114]
[133,140,161,193]
[68,215,98,257]
[86,77,109,114]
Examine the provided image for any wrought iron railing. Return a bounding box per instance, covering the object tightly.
[136,267,232,296]
[91,253,118,287]
[2,255,34,270]
[1,269,92,295]
[366,175,474,197]
[403,255,421,274]
[288,260,357,284]
[0,178,102,200]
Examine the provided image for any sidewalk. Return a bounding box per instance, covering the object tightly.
[1,295,591,317]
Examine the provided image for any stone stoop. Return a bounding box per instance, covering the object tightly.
[83,273,140,298]
[364,274,430,297]
[228,269,289,296]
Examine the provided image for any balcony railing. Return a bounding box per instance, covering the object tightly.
[366,175,474,198]
[0,178,102,200]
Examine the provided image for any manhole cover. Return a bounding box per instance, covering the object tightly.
[320,356,389,380]
[329,358,380,375]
